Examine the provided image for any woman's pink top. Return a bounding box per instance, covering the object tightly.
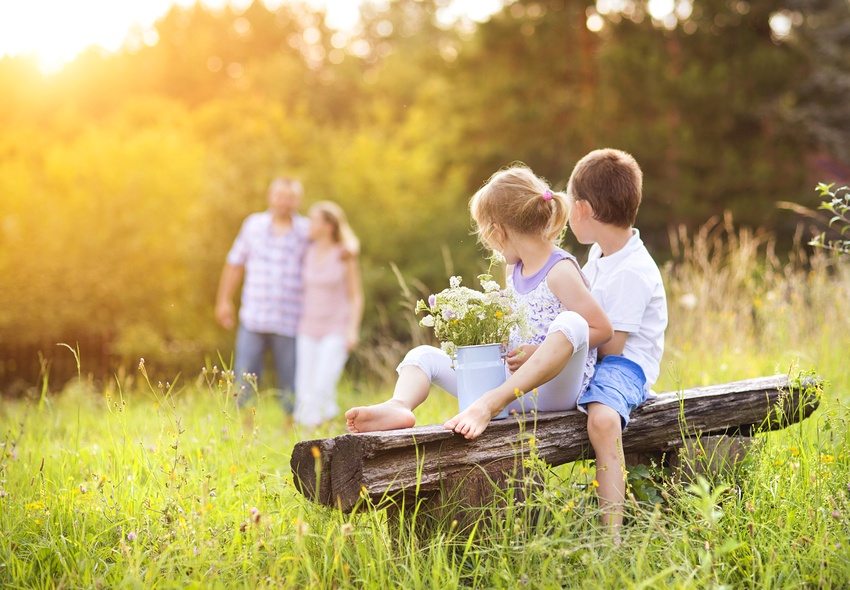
[298,244,351,338]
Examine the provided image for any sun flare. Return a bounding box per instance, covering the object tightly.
[0,0,363,74]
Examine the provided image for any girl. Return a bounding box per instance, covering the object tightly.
[346,166,612,434]
[294,201,364,428]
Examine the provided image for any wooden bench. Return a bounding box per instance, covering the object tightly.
[290,375,820,519]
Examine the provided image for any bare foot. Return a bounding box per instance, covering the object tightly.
[345,400,416,433]
[443,399,493,440]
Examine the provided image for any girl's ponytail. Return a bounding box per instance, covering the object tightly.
[542,189,569,243]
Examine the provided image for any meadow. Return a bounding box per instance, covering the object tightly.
[2,222,849,589]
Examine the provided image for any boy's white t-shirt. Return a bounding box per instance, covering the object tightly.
[581,229,668,388]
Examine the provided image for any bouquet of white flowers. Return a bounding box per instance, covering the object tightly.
[415,274,527,357]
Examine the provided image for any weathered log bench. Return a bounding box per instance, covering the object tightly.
[290,375,820,519]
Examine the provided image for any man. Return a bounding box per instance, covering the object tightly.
[215,177,309,413]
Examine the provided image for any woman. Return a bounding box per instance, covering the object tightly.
[294,201,364,428]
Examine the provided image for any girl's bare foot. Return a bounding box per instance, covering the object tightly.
[443,399,492,440]
[345,400,416,432]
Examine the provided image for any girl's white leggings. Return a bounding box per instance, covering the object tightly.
[397,311,592,414]
[294,333,348,426]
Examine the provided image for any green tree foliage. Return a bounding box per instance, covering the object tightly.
[442,0,826,239]
[0,0,847,385]
[784,0,850,163]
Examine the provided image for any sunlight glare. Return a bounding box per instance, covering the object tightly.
[595,0,629,16]
[0,0,503,74]
[0,0,370,74]
[769,11,793,39]
[0,0,217,73]
[675,0,693,21]
[647,0,675,20]
[587,12,605,32]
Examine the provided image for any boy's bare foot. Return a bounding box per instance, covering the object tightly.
[345,400,416,432]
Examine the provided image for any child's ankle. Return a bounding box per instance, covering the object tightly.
[388,398,412,410]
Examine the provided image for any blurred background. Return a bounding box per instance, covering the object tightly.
[1,0,848,392]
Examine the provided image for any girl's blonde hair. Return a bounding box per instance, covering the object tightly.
[311,200,360,255]
[469,164,569,247]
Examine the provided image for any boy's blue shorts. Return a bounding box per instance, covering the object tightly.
[577,355,647,429]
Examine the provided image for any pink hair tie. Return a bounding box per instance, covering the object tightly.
[542,190,553,201]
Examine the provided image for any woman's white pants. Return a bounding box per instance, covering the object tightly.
[294,333,348,427]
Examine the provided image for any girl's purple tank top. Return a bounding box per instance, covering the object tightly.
[511,248,586,294]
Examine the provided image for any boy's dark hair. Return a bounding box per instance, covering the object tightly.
[567,148,643,228]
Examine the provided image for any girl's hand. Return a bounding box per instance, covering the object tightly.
[443,399,493,440]
[506,344,538,372]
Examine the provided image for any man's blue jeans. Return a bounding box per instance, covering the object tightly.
[234,326,296,412]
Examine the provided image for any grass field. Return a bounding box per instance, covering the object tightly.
[2,225,850,589]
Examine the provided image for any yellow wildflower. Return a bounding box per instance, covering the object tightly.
[821,454,835,464]
[591,479,600,489]
[311,446,321,459]
[789,447,800,457]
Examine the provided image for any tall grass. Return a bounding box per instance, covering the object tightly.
[1,221,849,589]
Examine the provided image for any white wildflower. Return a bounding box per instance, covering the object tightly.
[481,280,500,293]
[418,274,526,352]
[441,341,457,357]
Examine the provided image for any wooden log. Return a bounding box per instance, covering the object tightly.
[669,434,757,479]
[290,375,820,512]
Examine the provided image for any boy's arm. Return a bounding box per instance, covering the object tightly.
[598,331,628,357]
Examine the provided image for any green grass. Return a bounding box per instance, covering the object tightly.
[2,230,850,588]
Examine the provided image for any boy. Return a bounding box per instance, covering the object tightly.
[444,148,667,534]
[567,148,667,531]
